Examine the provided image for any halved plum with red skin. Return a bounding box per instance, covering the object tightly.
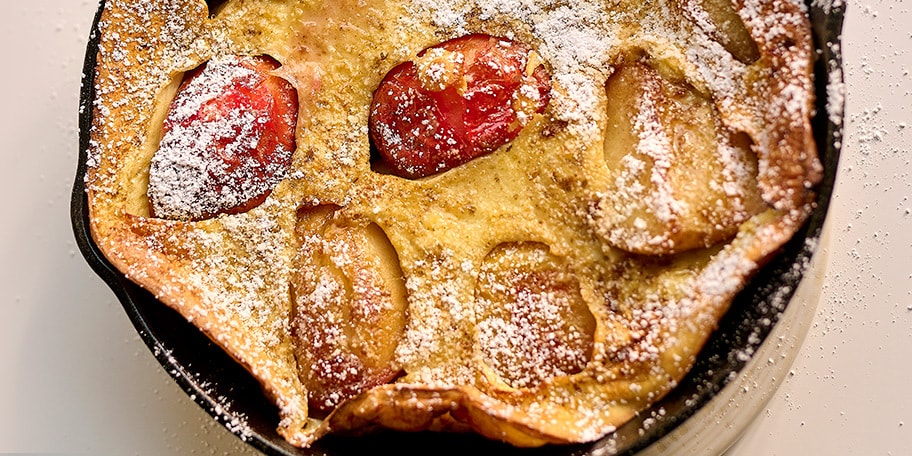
[148,55,298,221]
[369,34,552,179]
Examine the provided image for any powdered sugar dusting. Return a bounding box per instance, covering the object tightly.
[85,0,823,449]
[475,244,594,389]
[185,209,291,352]
[396,252,477,385]
[148,55,294,220]
[406,0,619,140]
[632,92,683,224]
[87,0,221,190]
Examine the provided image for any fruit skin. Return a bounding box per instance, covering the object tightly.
[369,34,552,179]
[148,55,298,221]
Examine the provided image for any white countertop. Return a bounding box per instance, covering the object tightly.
[1,1,909,454]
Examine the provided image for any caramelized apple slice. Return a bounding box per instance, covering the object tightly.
[680,0,760,64]
[148,55,298,221]
[474,242,596,389]
[290,205,407,414]
[593,58,765,255]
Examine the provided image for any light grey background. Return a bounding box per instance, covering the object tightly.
[1,1,909,454]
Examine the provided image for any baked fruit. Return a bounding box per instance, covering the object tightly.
[85,0,822,449]
[369,34,552,178]
[149,54,298,221]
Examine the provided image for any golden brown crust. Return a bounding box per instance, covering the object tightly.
[87,0,821,448]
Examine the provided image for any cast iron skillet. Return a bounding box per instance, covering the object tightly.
[70,2,845,454]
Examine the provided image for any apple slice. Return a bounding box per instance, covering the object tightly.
[680,0,760,64]
[593,58,765,255]
[474,242,596,389]
[290,205,407,414]
[148,55,298,221]
[369,34,551,179]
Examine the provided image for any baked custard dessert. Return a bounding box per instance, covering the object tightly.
[86,0,822,448]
